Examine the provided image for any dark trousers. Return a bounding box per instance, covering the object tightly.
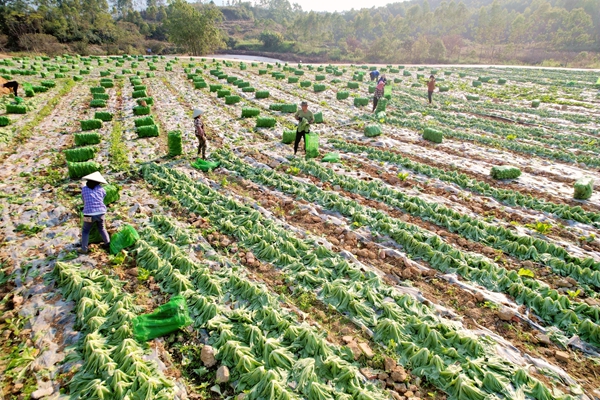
[198,138,207,159]
[81,214,109,251]
[3,81,18,96]
[294,130,308,154]
[428,91,433,104]
[373,96,381,112]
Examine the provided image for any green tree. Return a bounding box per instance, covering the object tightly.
[163,0,225,55]
[259,30,282,49]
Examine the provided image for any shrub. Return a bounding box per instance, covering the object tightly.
[41,80,56,88]
[209,84,223,92]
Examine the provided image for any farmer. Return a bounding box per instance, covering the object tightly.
[193,108,207,159]
[79,172,110,254]
[427,75,436,104]
[378,74,387,85]
[369,70,380,82]
[293,101,314,156]
[372,79,386,113]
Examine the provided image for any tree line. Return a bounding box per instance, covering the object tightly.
[0,0,598,65]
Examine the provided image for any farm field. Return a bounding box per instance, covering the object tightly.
[0,54,599,400]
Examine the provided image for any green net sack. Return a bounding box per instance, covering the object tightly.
[225,95,240,105]
[80,119,102,131]
[375,98,388,113]
[93,93,109,100]
[217,89,230,98]
[168,130,182,157]
[281,104,297,113]
[64,146,97,162]
[135,116,154,127]
[354,97,369,107]
[137,97,154,106]
[242,87,255,92]
[466,94,480,101]
[67,161,101,179]
[109,224,140,255]
[282,130,296,144]
[299,81,311,88]
[0,116,10,126]
[423,128,443,143]
[255,90,270,99]
[472,81,482,87]
[256,117,276,128]
[133,105,150,115]
[90,99,106,108]
[41,80,56,88]
[305,133,319,159]
[313,112,323,123]
[314,84,326,92]
[438,86,449,92]
[531,100,541,108]
[336,91,349,100]
[104,184,120,205]
[90,86,106,94]
[241,108,260,118]
[7,104,27,114]
[321,152,339,163]
[94,111,113,121]
[133,84,147,91]
[209,84,222,92]
[269,103,284,111]
[574,177,594,200]
[137,125,159,138]
[365,125,382,137]
[497,78,507,85]
[100,81,114,88]
[132,90,147,98]
[74,132,101,146]
[132,295,193,342]
[490,165,521,180]
[191,159,220,172]
[347,82,359,89]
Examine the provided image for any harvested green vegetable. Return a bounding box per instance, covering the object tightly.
[168,130,182,157]
[137,124,159,138]
[490,165,521,180]
[282,130,296,144]
[133,295,192,342]
[364,125,382,137]
[80,119,102,131]
[134,116,154,127]
[241,108,260,118]
[305,133,319,158]
[67,161,101,179]
[423,128,443,143]
[64,146,97,162]
[74,133,101,146]
[110,224,140,254]
[574,177,594,200]
[256,117,276,128]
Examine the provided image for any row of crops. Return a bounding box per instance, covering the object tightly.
[1,53,599,400]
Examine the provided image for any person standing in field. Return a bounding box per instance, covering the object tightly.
[193,108,207,159]
[427,75,436,104]
[372,79,386,113]
[79,172,110,254]
[293,101,314,156]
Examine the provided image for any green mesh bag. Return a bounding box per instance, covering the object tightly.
[354,97,369,107]
[7,104,26,114]
[313,112,323,123]
[217,89,230,98]
[347,82,359,89]
[225,95,240,105]
[466,94,480,101]
[321,152,339,163]
[0,116,10,126]
[64,146,97,162]
[133,85,147,91]
[531,100,541,108]
[255,90,270,99]
[93,93,109,100]
[242,87,255,92]
[134,116,154,127]
[256,117,276,128]
[133,105,150,115]
[94,111,113,121]
[305,133,319,159]
[109,224,140,255]
[364,125,382,137]
[132,90,147,98]
[490,165,521,180]
[282,130,296,144]
[168,130,182,157]
[336,91,349,100]
[137,97,154,106]
[574,177,594,200]
[137,125,159,138]
[241,108,260,118]
[269,103,284,111]
[90,99,106,108]
[132,295,193,342]
[104,184,120,205]
[191,159,220,172]
[80,119,102,131]
[281,104,297,113]
[423,128,443,143]
[313,84,326,92]
[90,86,106,94]
[375,98,388,113]
[67,161,101,179]
[74,133,101,146]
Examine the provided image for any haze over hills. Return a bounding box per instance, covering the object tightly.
[0,0,598,66]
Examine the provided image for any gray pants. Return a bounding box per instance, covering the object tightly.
[81,214,109,251]
[198,138,207,159]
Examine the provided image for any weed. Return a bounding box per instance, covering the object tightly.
[15,223,45,236]
[296,291,316,312]
[138,267,151,282]
[397,172,409,181]
[506,134,517,140]
[567,289,581,299]
[525,221,552,235]
[482,301,499,311]
[286,166,300,175]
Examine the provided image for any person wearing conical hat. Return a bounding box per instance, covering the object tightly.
[193,108,208,159]
[79,172,110,254]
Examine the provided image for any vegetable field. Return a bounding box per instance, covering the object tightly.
[1,54,599,400]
